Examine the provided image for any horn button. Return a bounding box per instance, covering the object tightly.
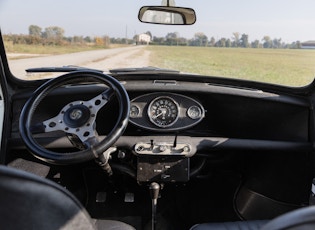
[64,105,91,128]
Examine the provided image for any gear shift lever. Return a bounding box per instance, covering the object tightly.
[149,182,160,230]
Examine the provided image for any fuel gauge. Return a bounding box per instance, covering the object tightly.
[130,105,140,118]
[187,106,202,119]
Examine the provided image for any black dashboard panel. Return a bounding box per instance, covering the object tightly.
[124,80,309,142]
[9,77,311,154]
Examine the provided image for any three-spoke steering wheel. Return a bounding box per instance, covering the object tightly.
[19,71,130,164]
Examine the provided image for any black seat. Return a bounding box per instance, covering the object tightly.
[260,206,315,230]
[190,220,268,230]
[191,206,315,230]
[0,165,135,230]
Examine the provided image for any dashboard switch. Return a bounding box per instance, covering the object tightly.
[134,142,193,156]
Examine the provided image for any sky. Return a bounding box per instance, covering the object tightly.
[1,0,315,43]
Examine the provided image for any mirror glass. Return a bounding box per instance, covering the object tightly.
[138,6,196,25]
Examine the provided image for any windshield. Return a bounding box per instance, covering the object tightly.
[1,0,315,86]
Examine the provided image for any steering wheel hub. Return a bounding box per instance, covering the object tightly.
[64,104,90,128]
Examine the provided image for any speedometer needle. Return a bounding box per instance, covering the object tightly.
[152,112,163,119]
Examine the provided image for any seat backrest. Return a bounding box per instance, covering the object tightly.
[0,165,96,230]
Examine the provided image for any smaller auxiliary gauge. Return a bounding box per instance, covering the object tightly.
[148,96,179,128]
[187,106,202,119]
[130,105,140,118]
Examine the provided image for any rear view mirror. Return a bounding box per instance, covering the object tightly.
[138,6,196,25]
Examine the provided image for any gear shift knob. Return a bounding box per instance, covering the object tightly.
[149,182,160,230]
[149,182,160,200]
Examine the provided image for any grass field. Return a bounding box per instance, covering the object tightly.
[148,46,315,87]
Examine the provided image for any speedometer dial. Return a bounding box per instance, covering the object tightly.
[148,96,179,127]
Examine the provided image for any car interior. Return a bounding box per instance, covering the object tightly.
[1,1,315,230]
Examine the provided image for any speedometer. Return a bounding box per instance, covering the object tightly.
[148,96,179,128]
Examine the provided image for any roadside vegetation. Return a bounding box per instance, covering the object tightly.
[3,25,131,57]
[4,43,103,57]
[4,25,306,55]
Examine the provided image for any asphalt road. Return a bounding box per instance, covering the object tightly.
[8,46,150,80]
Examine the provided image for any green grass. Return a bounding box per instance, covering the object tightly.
[4,43,106,56]
[148,46,315,87]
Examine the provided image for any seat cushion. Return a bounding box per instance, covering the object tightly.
[94,220,135,230]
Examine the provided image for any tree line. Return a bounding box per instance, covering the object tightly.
[3,25,303,49]
[3,25,129,47]
[151,32,302,49]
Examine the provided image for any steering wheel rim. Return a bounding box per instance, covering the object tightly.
[19,71,130,165]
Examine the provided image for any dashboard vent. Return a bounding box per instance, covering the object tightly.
[153,80,177,85]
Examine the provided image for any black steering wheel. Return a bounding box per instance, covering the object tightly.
[19,71,130,165]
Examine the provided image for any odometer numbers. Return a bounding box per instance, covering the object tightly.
[148,97,179,128]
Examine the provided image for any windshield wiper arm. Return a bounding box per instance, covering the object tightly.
[26,65,103,73]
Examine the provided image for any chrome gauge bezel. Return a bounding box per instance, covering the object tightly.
[147,96,179,128]
[187,105,202,119]
[130,105,140,118]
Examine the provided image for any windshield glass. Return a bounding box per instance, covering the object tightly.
[1,0,315,86]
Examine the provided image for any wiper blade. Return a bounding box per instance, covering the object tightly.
[26,65,103,73]
[109,66,179,74]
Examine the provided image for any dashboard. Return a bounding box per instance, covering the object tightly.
[7,75,313,182]
[8,76,311,152]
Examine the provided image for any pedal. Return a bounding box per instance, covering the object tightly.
[124,192,134,203]
[96,192,107,203]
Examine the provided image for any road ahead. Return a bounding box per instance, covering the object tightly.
[8,46,150,80]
